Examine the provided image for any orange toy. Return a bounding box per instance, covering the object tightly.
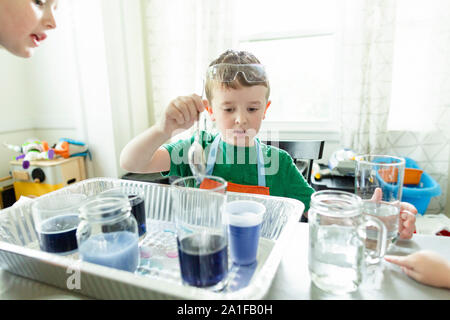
[54,140,70,158]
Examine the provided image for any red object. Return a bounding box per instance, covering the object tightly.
[436,230,450,237]
[200,178,270,195]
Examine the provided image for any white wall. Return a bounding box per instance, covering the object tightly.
[0,52,34,132]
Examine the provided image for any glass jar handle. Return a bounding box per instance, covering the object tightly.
[357,215,387,264]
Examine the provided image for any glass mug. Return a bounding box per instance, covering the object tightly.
[355,155,405,251]
[308,190,387,294]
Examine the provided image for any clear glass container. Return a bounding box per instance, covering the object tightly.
[76,194,140,273]
[32,193,87,255]
[355,154,405,251]
[308,190,387,294]
[171,175,228,290]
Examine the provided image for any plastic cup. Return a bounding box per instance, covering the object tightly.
[171,175,228,290]
[100,186,146,238]
[225,200,265,266]
[355,155,405,252]
[32,193,87,255]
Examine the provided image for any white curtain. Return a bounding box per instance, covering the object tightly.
[339,0,396,153]
[339,0,450,214]
[142,0,237,123]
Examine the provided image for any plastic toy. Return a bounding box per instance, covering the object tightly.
[4,138,90,170]
[52,138,89,159]
[4,139,54,169]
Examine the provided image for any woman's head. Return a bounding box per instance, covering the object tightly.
[0,0,58,58]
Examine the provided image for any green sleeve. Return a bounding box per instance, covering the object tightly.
[279,150,315,212]
[161,135,194,178]
[160,131,215,178]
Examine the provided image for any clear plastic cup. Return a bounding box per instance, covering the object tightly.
[225,200,265,266]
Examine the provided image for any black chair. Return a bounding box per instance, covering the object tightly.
[263,140,325,223]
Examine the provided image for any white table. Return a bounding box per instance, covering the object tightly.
[0,223,449,300]
[267,223,450,299]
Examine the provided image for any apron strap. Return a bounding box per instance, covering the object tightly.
[205,134,221,176]
[205,134,266,187]
[255,138,266,187]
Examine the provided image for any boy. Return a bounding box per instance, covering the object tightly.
[120,49,316,211]
[121,49,417,238]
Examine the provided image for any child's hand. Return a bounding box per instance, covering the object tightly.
[158,94,205,135]
[370,188,417,239]
[398,201,417,239]
[385,251,450,289]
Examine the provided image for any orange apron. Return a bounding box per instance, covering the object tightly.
[199,134,270,196]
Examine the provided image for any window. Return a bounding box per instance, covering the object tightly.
[234,0,339,132]
[388,0,442,132]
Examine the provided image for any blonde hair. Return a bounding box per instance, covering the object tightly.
[205,50,270,102]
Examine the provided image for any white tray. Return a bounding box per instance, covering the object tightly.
[0,178,304,300]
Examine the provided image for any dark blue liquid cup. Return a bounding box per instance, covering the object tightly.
[100,187,147,238]
[32,193,87,255]
[177,233,228,287]
[171,175,228,290]
[225,200,265,266]
[38,214,79,254]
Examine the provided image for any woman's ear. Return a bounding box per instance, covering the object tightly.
[263,101,271,119]
[204,100,215,121]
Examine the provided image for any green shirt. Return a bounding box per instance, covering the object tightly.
[162,131,315,211]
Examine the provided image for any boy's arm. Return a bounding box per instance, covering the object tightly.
[120,94,204,174]
[120,125,171,173]
[281,151,315,212]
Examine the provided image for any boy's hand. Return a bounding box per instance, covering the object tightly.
[159,94,205,135]
[385,251,450,289]
[370,188,417,239]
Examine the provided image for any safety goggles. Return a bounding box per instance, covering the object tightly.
[206,63,268,84]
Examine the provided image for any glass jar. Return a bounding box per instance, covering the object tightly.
[76,194,140,273]
[308,190,387,294]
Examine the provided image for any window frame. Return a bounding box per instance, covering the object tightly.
[236,28,341,138]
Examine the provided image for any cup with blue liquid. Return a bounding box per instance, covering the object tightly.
[225,200,265,266]
[100,186,147,238]
[32,193,87,255]
[171,176,228,290]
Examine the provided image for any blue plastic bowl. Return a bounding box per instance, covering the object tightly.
[401,157,441,215]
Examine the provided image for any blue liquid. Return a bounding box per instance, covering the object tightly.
[177,234,228,287]
[129,195,146,237]
[229,224,261,265]
[79,231,139,272]
[101,196,146,237]
[38,214,79,254]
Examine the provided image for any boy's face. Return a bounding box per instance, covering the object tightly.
[207,83,270,147]
[0,0,58,58]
